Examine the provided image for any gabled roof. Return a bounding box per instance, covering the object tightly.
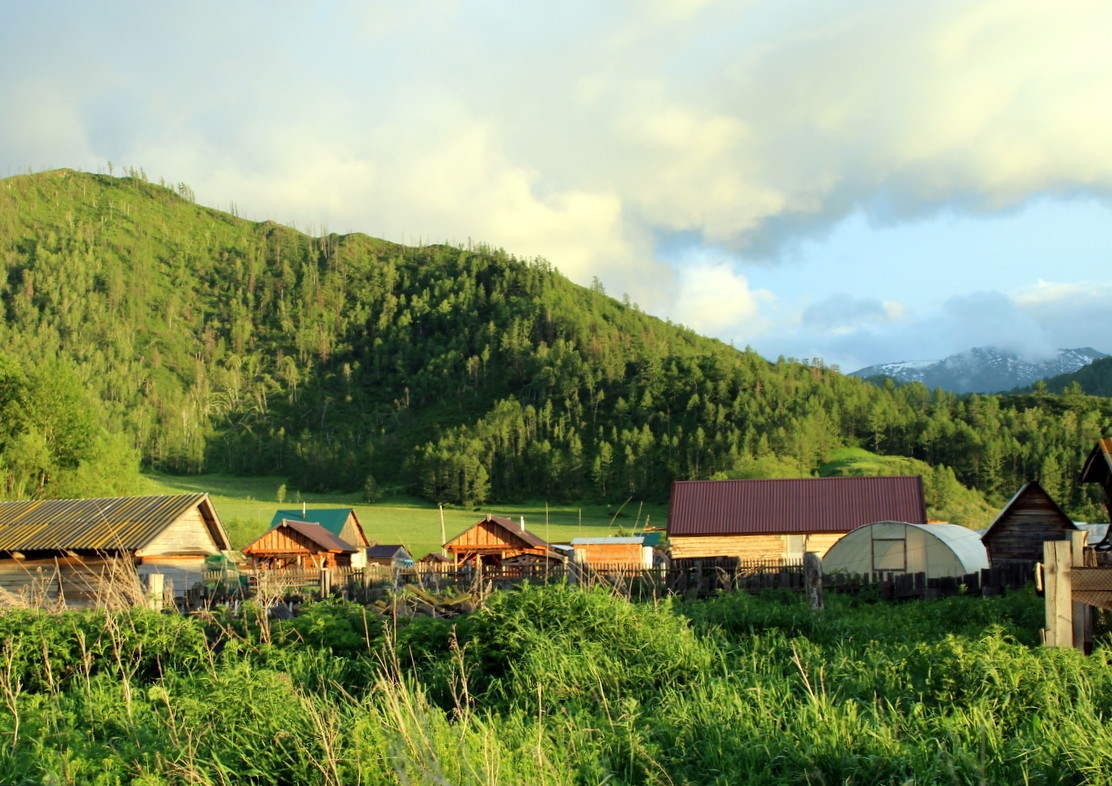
[981,481,1077,541]
[246,519,357,554]
[0,493,230,552]
[269,508,367,543]
[445,515,549,549]
[367,544,411,559]
[1079,438,1112,484]
[667,476,927,537]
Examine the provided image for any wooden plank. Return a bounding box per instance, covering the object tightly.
[1046,540,1073,648]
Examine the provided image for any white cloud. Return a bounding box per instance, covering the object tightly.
[670,258,773,336]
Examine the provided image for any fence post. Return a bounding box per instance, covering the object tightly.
[1043,540,1073,647]
[145,573,164,610]
[319,568,332,598]
[804,552,823,611]
[1071,530,1092,652]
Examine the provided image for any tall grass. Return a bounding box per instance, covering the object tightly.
[0,583,1108,783]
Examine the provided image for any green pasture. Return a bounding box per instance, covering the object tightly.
[142,473,668,556]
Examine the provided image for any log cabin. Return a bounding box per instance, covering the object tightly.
[980,481,1078,564]
[0,493,230,605]
[444,515,561,567]
[667,476,927,563]
[242,518,366,570]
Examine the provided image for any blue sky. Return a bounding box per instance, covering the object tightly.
[3,0,1111,372]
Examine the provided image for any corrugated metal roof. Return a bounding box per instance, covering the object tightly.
[0,494,229,552]
[667,476,926,536]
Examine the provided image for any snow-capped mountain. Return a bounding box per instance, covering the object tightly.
[850,347,1107,394]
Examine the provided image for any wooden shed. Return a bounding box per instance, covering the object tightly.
[981,481,1077,564]
[444,515,560,567]
[667,476,927,562]
[571,536,651,568]
[366,544,413,567]
[1080,439,1112,548]
[243,519,359,570]
[0,493,230,604]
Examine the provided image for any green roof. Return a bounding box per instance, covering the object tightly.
[269,508,355,539]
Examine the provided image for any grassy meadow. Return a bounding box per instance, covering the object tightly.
[3,582,1111,784]
[141,473,668,555]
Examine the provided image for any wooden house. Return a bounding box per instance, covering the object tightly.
[571,536,651,568]
[366,544,413,567]
[418,552,451,566]
[0,493,231,604]
[981,481,1077,564]
[243,519,359,570]
[269,508,370,553]
[1080,439,1112,548]
[444,515,561,567]
[667,476,927,562]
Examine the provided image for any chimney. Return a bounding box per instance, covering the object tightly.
[520,516,525,532]
[302,502,307,517]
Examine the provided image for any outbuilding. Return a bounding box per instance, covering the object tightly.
[570,536,652,568]
[243,518,360,570]
[981,481,1077,564]
[667,475,927,562]
[822,521,988,578]
[0,493,231,604]
[444,515,561,567]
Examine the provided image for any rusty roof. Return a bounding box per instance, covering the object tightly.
[667,476,926,537]
[0,494,229,552]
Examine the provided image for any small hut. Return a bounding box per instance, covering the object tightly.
[981,481,1078,564]
[822,521,988,579]
[242,519,359,570]
[0,493,231,604]
[444,515,560,567]
[366,544,413,568]
[418,552,451,566]
[571,536,652,568]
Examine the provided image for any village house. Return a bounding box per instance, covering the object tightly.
[366,544,413,568]
[980,481,1078,564]
[444,515,562,567]
[667,475,927,562]
[0,493,231,604]
[242,518,361,570]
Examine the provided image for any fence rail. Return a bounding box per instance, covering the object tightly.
[187,558,1035,608]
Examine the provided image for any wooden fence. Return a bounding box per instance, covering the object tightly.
[186,557,1034,608]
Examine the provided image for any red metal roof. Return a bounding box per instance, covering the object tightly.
[667,476,926,536]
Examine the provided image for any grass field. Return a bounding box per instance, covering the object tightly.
[142,473,668,556]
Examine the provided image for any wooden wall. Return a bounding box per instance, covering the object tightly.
[575,543,643,566]
[984,507,1074,563]
[670,532,845,561]
[0,554,201,606]
[141,507,220,556]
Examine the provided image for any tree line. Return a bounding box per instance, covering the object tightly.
[1,169,1109,524]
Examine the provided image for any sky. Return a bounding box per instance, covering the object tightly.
[3,0,1111,372]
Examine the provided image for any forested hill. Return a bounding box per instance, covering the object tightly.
[2,169,1110,524]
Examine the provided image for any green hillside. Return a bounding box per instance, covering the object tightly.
[1033,357,1112,397]
[2,169,1111,525]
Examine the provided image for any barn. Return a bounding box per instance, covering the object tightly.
[0,493,231,605]
[667,476,927,562]
[444,515,561,567]
[981,481,1078,564]
[822,521,989,579]
[242,519,360,570]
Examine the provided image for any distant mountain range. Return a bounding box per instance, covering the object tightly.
[850,347,1108,394]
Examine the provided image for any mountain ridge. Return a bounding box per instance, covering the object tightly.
[850,346,1107,394]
